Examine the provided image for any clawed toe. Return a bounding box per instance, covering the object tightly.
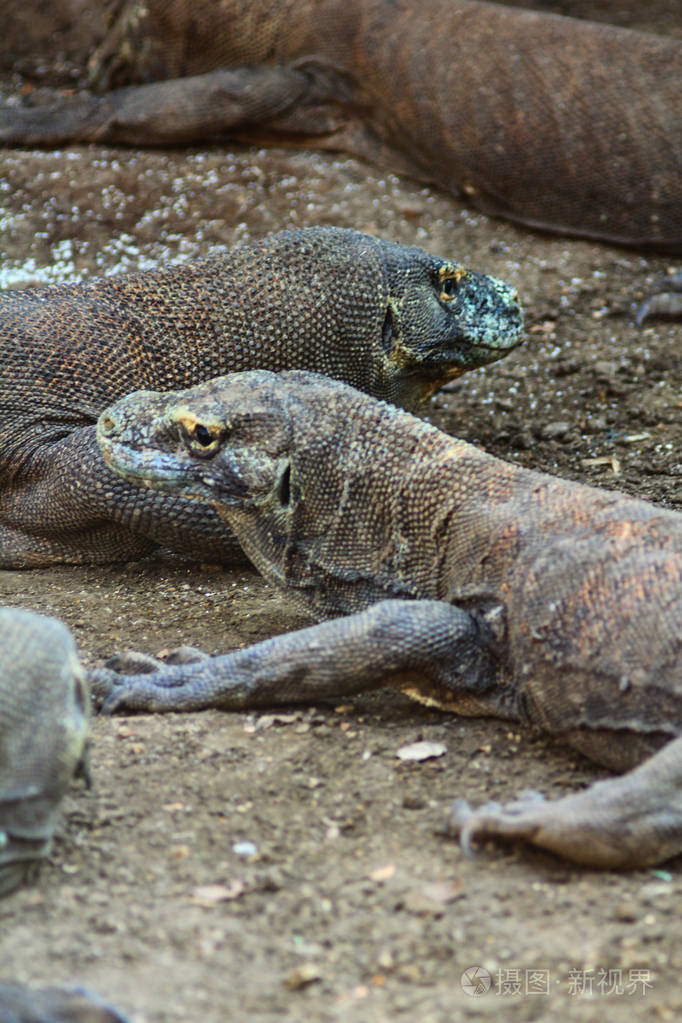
[635,270,682,325]
[104,650,166,673]
[448,790,550,856]
[86,668,126,710]
[103,646,209,673]
[159,645,210,665]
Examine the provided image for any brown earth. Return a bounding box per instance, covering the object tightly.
[0,8,681,1020]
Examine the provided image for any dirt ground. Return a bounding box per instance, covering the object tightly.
[1,7,681,1021]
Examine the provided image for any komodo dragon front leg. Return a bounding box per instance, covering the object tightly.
[0,226,522,567]
[88,370,682,869]
[0,65,322,147]
[0,607,90,896]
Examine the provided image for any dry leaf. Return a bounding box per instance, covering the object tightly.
[284,963,322,989]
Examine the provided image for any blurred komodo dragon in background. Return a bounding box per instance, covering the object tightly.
[0,0,680,255]
[0,983,129,1023]
[0,607,90,898]
[90,370,682,870]
[0,227,522,567]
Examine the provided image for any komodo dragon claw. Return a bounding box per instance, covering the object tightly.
[448,744,682,869]
[90,646,211,712]
[104,645,208,674]
[636,270,682,325]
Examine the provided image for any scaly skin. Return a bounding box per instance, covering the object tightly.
[1,0,680,250]
[0,226,522,567]
[0,607,90,897]
[88,370,682,868]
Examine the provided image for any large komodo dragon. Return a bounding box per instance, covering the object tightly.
[1,0,680,251]
[0,226,522,567]
[0,607,90,897]
[89,370,682,870]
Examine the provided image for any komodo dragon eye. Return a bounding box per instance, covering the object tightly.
[178,417,224,458]
[439,276,459,300]
[437,266,466,303]
[193,424,214,447]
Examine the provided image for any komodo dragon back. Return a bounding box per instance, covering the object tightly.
[1,0,680,249]
[0,607,90,896]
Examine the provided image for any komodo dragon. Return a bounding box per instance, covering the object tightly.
[0,984,130,1023]
[88,370,682,869]
[1,0,680,251]
[0,226,522,567]
[0,607,90,897]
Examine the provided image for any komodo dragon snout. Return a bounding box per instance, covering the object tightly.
[377,258,523,402]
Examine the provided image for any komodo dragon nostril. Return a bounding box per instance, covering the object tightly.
[99,415,117,436]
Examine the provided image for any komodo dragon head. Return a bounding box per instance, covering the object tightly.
[99,369,460,612]
[253,229,523,411]
[0,608,91,896]
[339,234,523,408]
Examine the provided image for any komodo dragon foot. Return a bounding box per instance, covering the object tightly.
[449,734,682,869]
[636,270,682,324]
